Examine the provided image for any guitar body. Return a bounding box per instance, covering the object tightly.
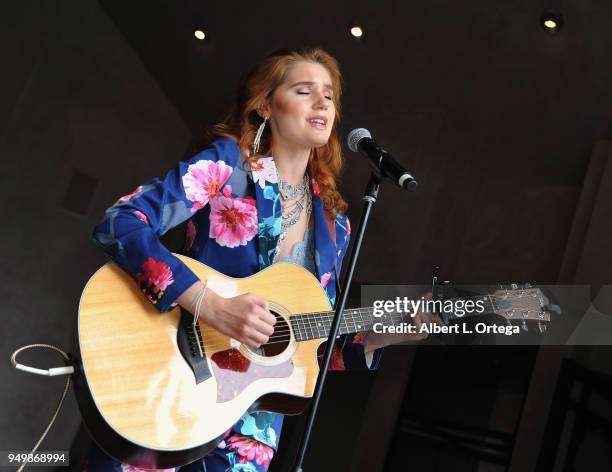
[75,255,330,468]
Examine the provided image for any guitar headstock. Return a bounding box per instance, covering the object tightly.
[491,283,554,333]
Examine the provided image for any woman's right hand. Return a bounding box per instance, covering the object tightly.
[177,281,277,349]
[196,288,277,349]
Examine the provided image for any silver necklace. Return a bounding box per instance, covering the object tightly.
[278,172,309,200]
[274,169,312,259]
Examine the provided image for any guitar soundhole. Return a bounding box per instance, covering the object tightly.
[257,311,291,357]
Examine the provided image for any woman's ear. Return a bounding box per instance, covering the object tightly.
[256,100,271,120]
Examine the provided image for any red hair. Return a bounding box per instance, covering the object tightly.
[211,47,348,219]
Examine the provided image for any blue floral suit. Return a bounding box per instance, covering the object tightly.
[89,138,383,471]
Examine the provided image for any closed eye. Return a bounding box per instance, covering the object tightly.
[297,91,333,100]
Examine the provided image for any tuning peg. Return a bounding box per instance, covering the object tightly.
[543,303,562,316]
[538,322,547,333]
[511,283,519,290]
[439,280,453,300]
[521,282,532,289]
[431,266,440,298]
[521,320,528,332]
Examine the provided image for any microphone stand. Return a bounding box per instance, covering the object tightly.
[292,172,384,472]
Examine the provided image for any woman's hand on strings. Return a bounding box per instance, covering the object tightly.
[363,292,443,351]
[199,290,277,349]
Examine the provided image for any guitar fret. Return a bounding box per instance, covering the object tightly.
[351,313,359,332]
[488,295,496,311]
[295,316,306,342]
[303,316,311,340]
[300,316,307,341]
[304,314,316,340]
[292,317,301,342]
[357,310,365,332]
[314,313,325,338]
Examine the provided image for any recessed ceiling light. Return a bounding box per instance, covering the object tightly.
[544,19,557,29]
[194,29,206,41]
[541,10,563,34]
[350,25,364,38]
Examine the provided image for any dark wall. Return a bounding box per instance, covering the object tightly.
[97,0,612,288]
[0,0,191,460]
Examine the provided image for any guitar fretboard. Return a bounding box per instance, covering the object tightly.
[288,295,500,342]
[289,307,392,342]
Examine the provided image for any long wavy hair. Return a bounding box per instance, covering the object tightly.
[211,47,348,219]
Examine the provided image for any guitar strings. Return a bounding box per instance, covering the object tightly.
[197,296,543,349]
[193,294,546,351]
[197,311,407,349]
[196,312,408,351]
[200,293,540,343]
[198,295,544,348]
[201,310,406,342]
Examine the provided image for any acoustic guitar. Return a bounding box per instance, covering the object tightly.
[74,254,552,468]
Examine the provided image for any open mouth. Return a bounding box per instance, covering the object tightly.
[307,117,328,129]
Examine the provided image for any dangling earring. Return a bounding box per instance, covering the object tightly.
[253,116,268,155]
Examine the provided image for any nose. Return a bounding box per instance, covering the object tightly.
[314,94,329,110]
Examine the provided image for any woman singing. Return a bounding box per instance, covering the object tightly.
[87,47,436,472]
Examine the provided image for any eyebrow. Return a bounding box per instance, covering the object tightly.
[290,81,333,91]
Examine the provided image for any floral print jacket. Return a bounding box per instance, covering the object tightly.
[92,138,383,452]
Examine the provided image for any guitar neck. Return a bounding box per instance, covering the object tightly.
[290,307,383,342]
[290,295,499,342]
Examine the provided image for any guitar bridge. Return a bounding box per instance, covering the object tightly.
[176,308,212,384]
[190,322,204,358]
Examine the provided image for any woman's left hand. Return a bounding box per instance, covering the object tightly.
[363,292,444,352]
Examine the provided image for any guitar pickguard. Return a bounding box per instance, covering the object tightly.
[210,348,294,402]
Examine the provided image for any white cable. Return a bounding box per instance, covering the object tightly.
[10,344,74,472]
[11,344,74,376]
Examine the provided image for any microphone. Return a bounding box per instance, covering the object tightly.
[347,128,418,191]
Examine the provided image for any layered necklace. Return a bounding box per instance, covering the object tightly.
[274,167,312,258]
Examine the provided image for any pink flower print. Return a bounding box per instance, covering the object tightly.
[133,210,149,225]
[209,195,258,248]
[182,160,233,212]
[121,465,174,472]
[135,258,174,304]
[346,216,351,236]
[184,220,196,251]
[226,435,275,468]
[114,185,143,205]
[319,343,346,371]
[330,345,346,370]
[311,178,321,196]
[250,157,278,189]
[320,272,332,288]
